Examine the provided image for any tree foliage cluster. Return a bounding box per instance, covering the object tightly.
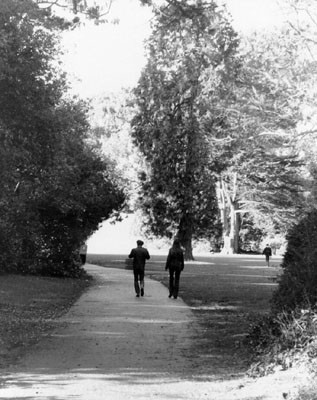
[218,27,306,249]
[34,0,115,25]
[0,0,124,277]
[282,0,317,210]
[89,91,143,212]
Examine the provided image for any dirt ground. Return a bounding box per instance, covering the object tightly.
[0,256,310,399]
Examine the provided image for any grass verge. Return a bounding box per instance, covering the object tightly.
[0,273,90,368]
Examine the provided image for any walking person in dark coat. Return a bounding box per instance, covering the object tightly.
[79,243,88,265]
[129,240,150,297]
[165,238,184,299]
[263,244,272,267]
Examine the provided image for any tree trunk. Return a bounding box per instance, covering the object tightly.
[221,201,240,254]
[217,180,230,253]
[231,202,241,253]
[221,237,231,254]
[217,174,241,255]
[177,214,194,260]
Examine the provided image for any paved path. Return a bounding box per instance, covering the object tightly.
[0,264,305,399]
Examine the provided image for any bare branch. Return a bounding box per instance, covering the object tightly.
[288,21,317,45]
[97,0,113,18]
[209,136,233,143]
[296,128,317,138]
[35,0,114,19]
[36,0,68,9]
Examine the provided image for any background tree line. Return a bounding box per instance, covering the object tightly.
[128,0,312,258]
[84,0,317,260]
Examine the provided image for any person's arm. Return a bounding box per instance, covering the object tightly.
[180,252,184,270]
[146,250,150,260]
[165,250,171,270]
[129,249,134,258]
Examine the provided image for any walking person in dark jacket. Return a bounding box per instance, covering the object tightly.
[79,243,88,265]
[263,244,272,267]
[165,238,184,299]
[129,240,150,297]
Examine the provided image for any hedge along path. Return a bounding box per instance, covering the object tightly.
[0,264,306,400]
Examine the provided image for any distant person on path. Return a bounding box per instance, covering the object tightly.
[263,244,272,267]
[165,238,184,299]
[79,243,88,265]
[129,240,150,297]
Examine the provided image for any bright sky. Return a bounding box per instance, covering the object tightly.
[61,0,152,97]
[61,0,288,98]
[223,0,287,32]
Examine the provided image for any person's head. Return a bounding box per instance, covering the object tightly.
[173,238,181,248]
[137,240,144,247]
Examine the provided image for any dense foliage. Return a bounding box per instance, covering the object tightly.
[0,0,124,277]
[246,211,317,377]
[271,210,317,313]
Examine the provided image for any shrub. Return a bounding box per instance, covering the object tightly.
[292,381,317,400]
[271,210,317,314]
[246,308,317,377]
[247,210,317,377]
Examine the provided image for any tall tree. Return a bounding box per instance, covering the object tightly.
[0,0,125,276]
[131,0,239,259]
[208,29,304,253]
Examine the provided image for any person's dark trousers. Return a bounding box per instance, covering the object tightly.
[169,268,181,298]
[80,254,86,264]
[133,269,145,295]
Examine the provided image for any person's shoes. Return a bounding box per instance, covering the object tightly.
[173,296,177,299]
[136,294,140,297]
[168,294,172,298]
[141,288,144,297]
